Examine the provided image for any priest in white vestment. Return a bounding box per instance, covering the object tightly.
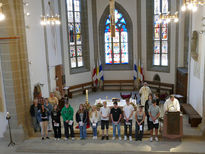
[164,95,180,112]
[139,82,152,106]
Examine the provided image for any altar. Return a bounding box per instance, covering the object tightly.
[95,98,137,107]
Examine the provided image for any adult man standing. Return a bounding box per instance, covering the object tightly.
[54,87,62,101]
[139,82,152,106]
[164,95,180,112]
[110,101,122,140]
[30,99,41,132]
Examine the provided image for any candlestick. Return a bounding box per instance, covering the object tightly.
[85,89,88,104]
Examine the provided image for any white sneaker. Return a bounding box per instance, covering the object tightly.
[119,137,122,140]
[93,136,95,139]
[112,137,115,140]
[64,138,68,141]
[94,136,97,139]
[155,137,159,142]
[150,137,153,142]
[72,138,75,141]
[57,138,60,141]
[129,136,132,141]
[124,136,127,141]
[54,138,57,141]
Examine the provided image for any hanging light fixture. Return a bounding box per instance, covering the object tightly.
[110,0,115,37]
[40,1,60,26]
[23,2,30,17]
[181,0,205,12]
[0,3,5,21]
[159,12,179,23]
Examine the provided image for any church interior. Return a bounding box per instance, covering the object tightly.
[0,0,205,153]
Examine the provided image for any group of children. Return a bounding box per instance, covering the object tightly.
[32,94,160,142]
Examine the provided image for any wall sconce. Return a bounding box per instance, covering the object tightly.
[199,16,205,34]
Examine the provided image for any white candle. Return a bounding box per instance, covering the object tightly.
[85,89,88,103]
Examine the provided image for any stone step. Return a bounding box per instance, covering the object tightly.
[33,129,161,138]
[15,138,204,154]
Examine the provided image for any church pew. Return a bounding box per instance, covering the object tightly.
[144,80,174,95]
[189,114,202,127]
[102,80,135,91]
[181,103,202,127]
[68,81,94,98]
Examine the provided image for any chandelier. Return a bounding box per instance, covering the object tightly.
[40,1,60,26]
[0,3,5,21]
[159,12,179,23]
[181,0,205,12]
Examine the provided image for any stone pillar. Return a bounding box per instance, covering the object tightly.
[201,102,205,136]
[92,0,98,65]
[0,0,33,141]
[201,74,205,136]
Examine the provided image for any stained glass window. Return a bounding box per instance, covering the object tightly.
[153,0,168,66]
[67,0,83,68]
[104,9,128,64]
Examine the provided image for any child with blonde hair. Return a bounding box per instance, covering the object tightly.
[89,105,99,139]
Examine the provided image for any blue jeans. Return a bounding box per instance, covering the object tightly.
[112,122,121,137]
[79,123,87,139]
[32,116,40,132]
[92,123,98,137]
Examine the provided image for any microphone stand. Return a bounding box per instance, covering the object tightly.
[6,115,15,147]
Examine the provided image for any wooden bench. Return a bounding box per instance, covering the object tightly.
[144,80,174,95]
[68,82,94,98]
[181,103,202,127]
[102,80,135,91]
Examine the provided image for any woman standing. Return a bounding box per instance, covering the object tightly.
[76,104,87,140]
[135,105,145,141]
[89,105,99,139]
[51,104,61,140]
[44,98,53,132]
[37,104,49,140]
[145,94,153,130]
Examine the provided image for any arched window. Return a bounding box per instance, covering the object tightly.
[153,0,169,66]
[104,9,128,65]
[99,3,133,70]
[66,0,90,73]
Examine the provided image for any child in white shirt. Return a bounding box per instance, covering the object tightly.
[100,101,110,140]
